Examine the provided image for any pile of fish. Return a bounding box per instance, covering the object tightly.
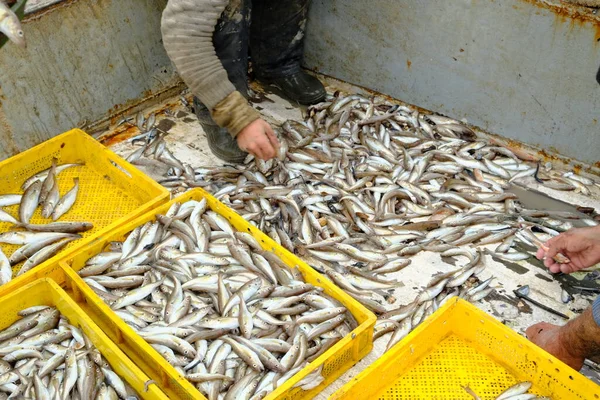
[464,381,547,399]
[79,199,356,399]
[373,247,494,351]
[0,160,93,284]
[0,306,138,399]
[155,92,598,349]
[116,111,194,185]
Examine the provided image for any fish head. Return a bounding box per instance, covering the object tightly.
[2,19,26,48]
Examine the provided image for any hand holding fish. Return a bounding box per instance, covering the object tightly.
[536,225,600,274]
[236,119,280,161]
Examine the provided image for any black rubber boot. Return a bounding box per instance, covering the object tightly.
[250,0,326,105]
[195,0,251,164]
[194,97,247,164]
[256,71,326,105]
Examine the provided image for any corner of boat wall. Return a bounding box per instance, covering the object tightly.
[303,0,600,168]
[0,0,181,161]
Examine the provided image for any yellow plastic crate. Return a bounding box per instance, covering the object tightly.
[0,129,169,296]
[330,298,600,400]
[0,277,168,399]
[59,188,376,400]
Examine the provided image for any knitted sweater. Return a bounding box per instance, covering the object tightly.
[161,0,259,137]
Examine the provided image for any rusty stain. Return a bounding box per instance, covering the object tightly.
[90,82,186,134]
[406,59,412,69]
[573,164,582,174]
[99,97,184,147]
[537,148,560,161]
[593,118,598,124]
[521,0,600,43]
[521,0,600,24]
[106,89,157,123]
[100,125,139,147]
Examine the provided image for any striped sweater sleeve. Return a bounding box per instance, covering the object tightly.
[161,0,235,110]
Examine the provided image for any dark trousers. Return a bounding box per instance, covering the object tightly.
[195,0,310,121]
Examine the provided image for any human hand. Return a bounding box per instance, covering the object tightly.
[236,119,279,160]
[525,322,584,370]
[536,226,600,274]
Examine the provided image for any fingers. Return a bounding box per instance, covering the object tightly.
[256,138,276,160]
[546,262,561,274]
[236,120,279,160]
[247,135,276,160]
[545,260,577,274]
[560,263,575,274]
[544,241,560,261]
[535,248,545,260]
[264,124,280,150]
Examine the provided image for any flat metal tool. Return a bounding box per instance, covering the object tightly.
[514,285,569,320]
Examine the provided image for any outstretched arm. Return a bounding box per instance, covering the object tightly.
[529,225,600,369]
[527,300,600,370]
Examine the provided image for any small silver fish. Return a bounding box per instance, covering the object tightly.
[0,194,22,207]
[52,177,80,220]
[41,179,60,219]
[496,381,533,400]
[19,179,42,224]
[0,2,25,48]
[0,247,11,285]
[39,158,57,205]
[0,208,17,224]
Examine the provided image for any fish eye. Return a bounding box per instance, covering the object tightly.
[18,31,24,37]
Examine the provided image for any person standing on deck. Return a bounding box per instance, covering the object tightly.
[527,225,600,370]
[161,0,326,163]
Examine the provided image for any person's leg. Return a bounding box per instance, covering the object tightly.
[195,0,251,163]
[250,0,326,105]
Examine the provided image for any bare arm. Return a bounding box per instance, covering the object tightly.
[527,302,600,370]
[528,225,600,369]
